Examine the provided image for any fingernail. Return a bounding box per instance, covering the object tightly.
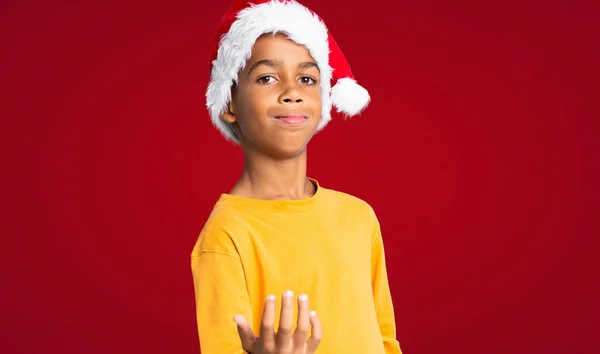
[310,310,317,317]
[267,294,276,301]
[299,294,308,302]
[284,290,293,298]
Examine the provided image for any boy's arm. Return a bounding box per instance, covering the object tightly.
[191,248,252,353]
[371,218,403,354]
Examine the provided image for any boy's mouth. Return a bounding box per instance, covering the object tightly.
[274,112,309,125]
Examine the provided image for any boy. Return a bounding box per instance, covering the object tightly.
[191,1,403,353]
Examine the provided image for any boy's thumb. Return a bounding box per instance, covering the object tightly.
[233,314,256,348]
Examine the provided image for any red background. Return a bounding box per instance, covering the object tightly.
[2,0,599,353]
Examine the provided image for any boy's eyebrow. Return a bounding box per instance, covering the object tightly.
[299,61,320,72]
[246,59,320,76]
[247,59,282,76]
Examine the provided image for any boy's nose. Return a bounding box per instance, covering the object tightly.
[282,97,303,103]
[279,83,302,103]
[279,86,303,104]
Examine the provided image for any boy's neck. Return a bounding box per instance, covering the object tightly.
[229,151,316,200]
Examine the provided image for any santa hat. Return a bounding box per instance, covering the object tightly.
[206,0,371,143]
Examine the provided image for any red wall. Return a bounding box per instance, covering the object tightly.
[2,1,598,353]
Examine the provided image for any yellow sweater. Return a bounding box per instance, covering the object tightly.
[190,179,402,353]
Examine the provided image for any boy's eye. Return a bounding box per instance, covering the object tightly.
[299,76,317,85]
[257,76,276,84]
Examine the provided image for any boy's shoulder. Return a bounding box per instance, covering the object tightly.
[191,199,249,256]
[321,185,378,220]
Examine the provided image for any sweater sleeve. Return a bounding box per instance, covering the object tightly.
[191,247,253,353]
[371,218,403,354]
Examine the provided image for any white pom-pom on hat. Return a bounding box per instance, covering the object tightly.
[331,78,371,116]
[206,0,371,143]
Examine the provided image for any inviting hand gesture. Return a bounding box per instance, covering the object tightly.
[233,291,322,354]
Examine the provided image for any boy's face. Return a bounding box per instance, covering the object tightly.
[222,33,322,158]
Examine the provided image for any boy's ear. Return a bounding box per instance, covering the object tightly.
[220,100,236,124]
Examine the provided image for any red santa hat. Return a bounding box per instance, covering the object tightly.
[206,0,371,143]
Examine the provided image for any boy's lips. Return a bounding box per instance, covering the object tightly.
[274,112,309,125]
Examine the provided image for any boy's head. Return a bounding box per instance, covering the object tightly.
[206,0,370,146]
[222,32,322,158]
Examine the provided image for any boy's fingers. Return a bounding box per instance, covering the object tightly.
[259,294,276,350]
[306,311,322,353]
[275,290,294,348]
[233,314,257,351]
[293,294,310,348]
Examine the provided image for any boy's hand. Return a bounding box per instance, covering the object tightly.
[233,291,322,354]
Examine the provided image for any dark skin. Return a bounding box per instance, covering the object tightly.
[221,33,322,201]
[234,292,322,354]
[221,33,323,353]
